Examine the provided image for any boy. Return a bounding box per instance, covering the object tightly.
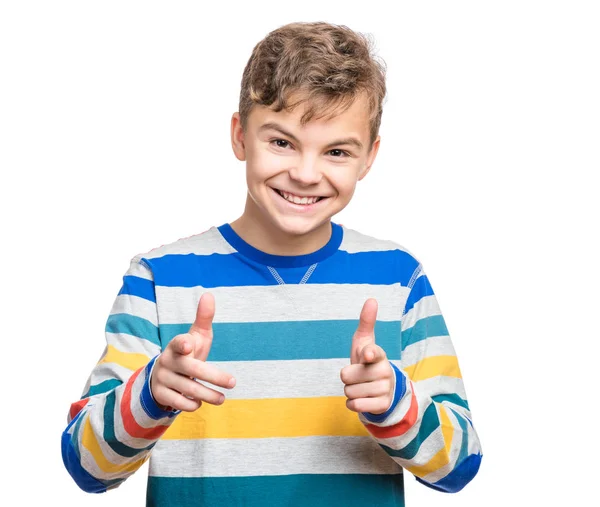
[62,21,482,506]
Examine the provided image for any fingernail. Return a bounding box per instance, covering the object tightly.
[228,377,236,388]
[218,394,225,404]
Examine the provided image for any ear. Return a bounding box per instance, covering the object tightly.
[358,135,380,181]
[230,112,246,162]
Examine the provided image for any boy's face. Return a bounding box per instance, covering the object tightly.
[230,91,380,239]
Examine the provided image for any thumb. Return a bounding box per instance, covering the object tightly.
[188,292,215,361]
[351,298,378,365]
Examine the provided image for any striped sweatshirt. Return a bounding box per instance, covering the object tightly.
[61,221,482,506]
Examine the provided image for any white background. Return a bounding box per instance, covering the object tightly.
[1,1,599,505]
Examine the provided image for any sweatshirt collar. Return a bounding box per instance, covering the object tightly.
[217,221,343,268]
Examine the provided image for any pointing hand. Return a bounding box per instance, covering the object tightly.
[340,298,395,414]
[150,292,236,412]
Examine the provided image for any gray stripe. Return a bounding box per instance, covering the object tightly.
[339,226,414,254]
[138,227,235,258]
[207,358,357,399]
[149,436,403,478]
[156,283,409,324]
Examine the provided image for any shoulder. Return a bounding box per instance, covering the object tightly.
[338,223,422,279]
[339,223,419,259]
[129,225,235,267]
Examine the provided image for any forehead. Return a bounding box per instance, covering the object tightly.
[249,91,371,141]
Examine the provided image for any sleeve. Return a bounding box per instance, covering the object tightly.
[61,255,180,493]
[358,262,483,493]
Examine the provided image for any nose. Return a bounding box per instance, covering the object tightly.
[288,158,323,186]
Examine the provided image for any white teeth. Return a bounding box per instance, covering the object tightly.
[280,190,321,205]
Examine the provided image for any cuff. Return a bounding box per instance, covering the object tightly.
[140,355,181,419]
[361,362,407,423]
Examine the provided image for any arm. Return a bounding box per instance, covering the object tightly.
[61,255,178,493]
[359,263,482,493]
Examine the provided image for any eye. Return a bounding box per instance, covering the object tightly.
[271,139,291,149]
[328,149,350,158]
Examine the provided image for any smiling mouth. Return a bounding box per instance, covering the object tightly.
[273,188,327,205]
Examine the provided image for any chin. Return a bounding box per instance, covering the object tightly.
[269,214,329,237]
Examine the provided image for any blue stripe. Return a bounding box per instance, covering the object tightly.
[140,356,180,419]
[83,378,122,399]
[431,393,470,411]
[106,313,160,346]
[61,412,107,493]
[416,453,482,493]
[118,275,156,303]
[147,473,405,506]
[218,222,344,268]
[362,362,406,423]
[160,320,402,361]
[401,315,448,350]
[404,274,434,314]
[142,249,419,288]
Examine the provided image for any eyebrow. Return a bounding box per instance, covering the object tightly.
[258,122,364,151]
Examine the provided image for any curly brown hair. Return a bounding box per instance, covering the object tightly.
[238,21,387,149]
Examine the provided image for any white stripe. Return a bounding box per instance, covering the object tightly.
[340,226,416,255]
[413,376,468,401]
[136,227,235,259]
[156,283,409,324]
[84,363,138,397]
[209,358,348,399]
[126,258,154,280]
[401,295,442,331]
[110,294,158,327]
[75,404,150,482]
[148,436,403,478]
[467,422,480,455]
[394,423,445,471]
[106,331,160,359]
[401,335,456,368]
[419,407,462,483]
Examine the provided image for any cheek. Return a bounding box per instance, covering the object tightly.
[247,151,285,180]
[331,176,359,197]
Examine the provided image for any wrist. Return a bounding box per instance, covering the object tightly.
[142,355,180,418]
[361,362,405,423]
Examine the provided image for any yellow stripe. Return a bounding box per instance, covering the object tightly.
[80,417,148,474]
[406,446,448,478]
[404,355,462,382]
[163,396,370,440]
[439,404,454,455]
[98,345,149,371]
[405,404,454,477]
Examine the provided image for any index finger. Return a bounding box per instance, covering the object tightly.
[176,356,236,390]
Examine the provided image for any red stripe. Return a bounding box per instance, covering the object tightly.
[364,384,418,439]
[69,398,90,421]
[120,367,169,439]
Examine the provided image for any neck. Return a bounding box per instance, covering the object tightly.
[230,198,332,257]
